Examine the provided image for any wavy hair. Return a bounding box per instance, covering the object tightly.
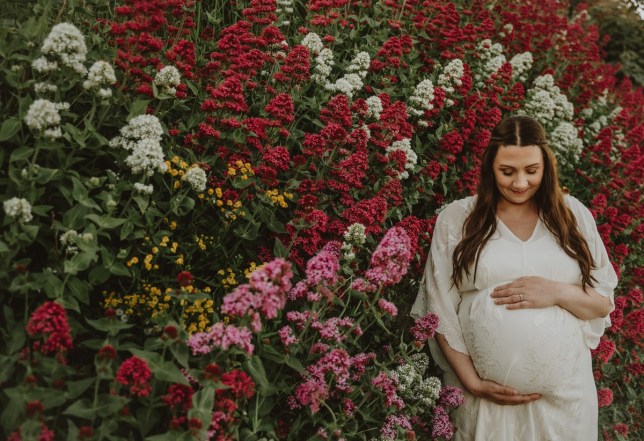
[451,115,596,289]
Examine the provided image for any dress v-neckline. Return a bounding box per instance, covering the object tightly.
[496,217,541,244]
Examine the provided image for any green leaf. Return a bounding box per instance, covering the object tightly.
[86,214,127,229]
[244,356,279,396]
[109,261,131,277]
[9,146,33,162]
[0,118,21,141]
[128,99,151,120]
[86,317,134,334]
[63,251,97,275]
[273,237,288,258]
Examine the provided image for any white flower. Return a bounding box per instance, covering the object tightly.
[154,65,181,95]
[484,54,507,76]
[347,51,371,78]
[325,77,355,98]
[181,166,207,192]
[59,230,79,255]
[111,115,166,176]
[438,59,464,88]
[343,223,367,245]
[84,61,116,92]
[11,64,23,72]
[408,80,434,116]
[312,48,334,85]
[475,39,506,82]
[80,233,93,242]
[386,138,417,179]
[550,122,583,163]
[366,96,383,120]
[3,197,33,223]
[124,138,167,176]
[40,23,87,74]
[98,88,112,99]
[24,99,67,138]
[31,57,59,73]
[301,32,323,55]
[509,52,533,82]
[133,182,154,195]
[522,74,574,125]
[34,82,58,94]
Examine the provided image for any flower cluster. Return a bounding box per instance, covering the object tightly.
[25,301,73,356]
[24,99,69,140]
[36,23,87,74]
[115,356,152,397]
[154,65,181,96]
[386,138,417,180]
[109,114,167,176]
[181,166,207,192]
[83,61,117,98]
[3,197,33,223]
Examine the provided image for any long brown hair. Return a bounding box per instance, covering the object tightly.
[451,115,596,289]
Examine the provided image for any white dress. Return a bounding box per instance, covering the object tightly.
[411,195,617,441]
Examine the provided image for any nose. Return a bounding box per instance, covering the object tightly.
[513,174,529,189]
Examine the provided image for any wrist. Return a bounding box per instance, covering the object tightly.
[550,280,565,306]
[461,375,483,396]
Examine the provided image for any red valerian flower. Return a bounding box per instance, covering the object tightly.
[162,384,194,412]
[264,93,295,124]
[177,271,194,287]
[274,45,311,83]
[597,388,613,407]
[220,369,256,399]
[115,356,153,397]
[97,344,117,360]
[26,301,73,356]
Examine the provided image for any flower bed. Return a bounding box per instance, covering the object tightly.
[0,0,641,439]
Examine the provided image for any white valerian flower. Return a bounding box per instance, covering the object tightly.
[438,59,465,107]
[276,0,293,14]
[509,52,533,82]
[386,138,418,179]
[301,32,323,55]
[124,138,167,176]
[181,166,207,192]
[34,82,58,94]
[499,23,514,38]
[475,39,506,84]
[366,96,383,120]
[3,197,33,223]
[325,77,355,98]
[83,61,117,94]
[549,122,584,164]
[40,23,87,74]
[408,80,435,116]
[31,57,59,73]
[484,54,507,77]
[110,115,167,176]
[343,223,367,245]
[154,65,181,96]
[24,99,68,139]
[521,74,574,126]
[133,182,154,195]
[347,51,371,78]
[312,48,334,85]
[11,64,23,72]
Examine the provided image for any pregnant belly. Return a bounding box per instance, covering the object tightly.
[460,292,585,394]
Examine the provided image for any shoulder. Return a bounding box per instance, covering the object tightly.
[562,193,594,221]
[436,195,476,229]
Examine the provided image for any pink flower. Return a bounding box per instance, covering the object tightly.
[115,356,152,397]
[364,227,413,287]
[26,301,73,356]
[279,326,298,346]
[410,312,439,343]
[377,299,398,317]
[305,249,340,286]
[187,323,254,355]
[372,371,404,410]
[438,386,465,408]
[294,378,329,413]
[381,414,412,439]
[431,406,455,439]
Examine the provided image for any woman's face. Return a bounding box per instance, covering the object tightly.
[492,145,544,207]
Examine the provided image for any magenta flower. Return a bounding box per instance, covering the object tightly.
[187,323,254,355]
[410,312,439,343]
[377,299,398,317]
[431,406,455,439]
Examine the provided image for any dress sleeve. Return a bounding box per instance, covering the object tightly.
[565,195,618,349]
[411,202,470,372]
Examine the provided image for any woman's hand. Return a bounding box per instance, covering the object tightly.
[469,378,542,405]
[491,276,558,309]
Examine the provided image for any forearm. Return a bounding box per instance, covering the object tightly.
[435,333,480,394]
[553,282,612,320]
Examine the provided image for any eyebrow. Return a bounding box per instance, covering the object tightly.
[498,163,541,168]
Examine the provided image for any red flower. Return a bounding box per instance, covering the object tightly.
[26,400,44,417]
[274,45,311,83]
[26,301,73,356]
[162,383,194,412]
[115,356,152,397]
[597,388,613,407]
[97,345,117,360]
[220,369,255,399]
[265,93,295,124]
[177,271,194,287]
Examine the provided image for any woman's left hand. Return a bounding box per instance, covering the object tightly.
[491,276,559,310]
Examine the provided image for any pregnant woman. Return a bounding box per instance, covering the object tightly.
[411,115,617,440]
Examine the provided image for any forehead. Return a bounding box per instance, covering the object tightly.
[493,145,543,166]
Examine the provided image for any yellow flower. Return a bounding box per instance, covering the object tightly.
[175,254,184,265]
[170,221,177,230]
[207,188,214,195]
[227,168,236,176]
[174,181,181,189]
[171,242,179,253]
[215,187,223,198]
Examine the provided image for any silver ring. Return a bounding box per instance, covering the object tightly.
[519,294,524,302]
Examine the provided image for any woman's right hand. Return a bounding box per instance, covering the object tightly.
[468,378,542,405]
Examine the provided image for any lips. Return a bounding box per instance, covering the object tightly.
[511,189,529,196]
